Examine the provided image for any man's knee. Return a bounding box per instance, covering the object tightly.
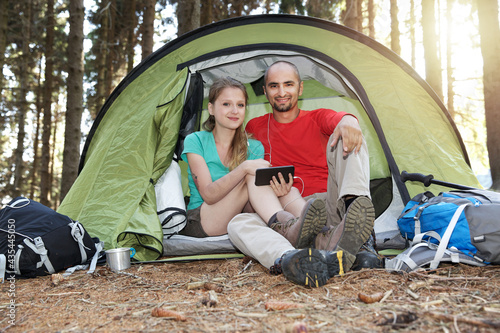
[227,213,262,235]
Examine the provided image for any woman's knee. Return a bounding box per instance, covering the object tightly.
[245,174,256,185]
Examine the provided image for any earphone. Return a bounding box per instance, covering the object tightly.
[244,130,249,147]
[267,113,273,165]
[266,112,305,195]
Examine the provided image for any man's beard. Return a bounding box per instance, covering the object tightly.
[272,102,292,112]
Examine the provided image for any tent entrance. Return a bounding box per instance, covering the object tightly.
[179,50,406,248]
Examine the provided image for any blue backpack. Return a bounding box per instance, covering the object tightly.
[386,190,500,272]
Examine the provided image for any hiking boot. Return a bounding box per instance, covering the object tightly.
[351,234,385,271]
[270,248,346,287]
[314,196,375,272]
[270,198,327,248]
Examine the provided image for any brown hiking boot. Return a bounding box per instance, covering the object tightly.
[270,198,327,248]
[314,196,375,272]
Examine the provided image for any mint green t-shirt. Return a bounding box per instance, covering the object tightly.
[181,131,264,210]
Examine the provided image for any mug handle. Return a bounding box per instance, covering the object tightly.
[130,248,136,258]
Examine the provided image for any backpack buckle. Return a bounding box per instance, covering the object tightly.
[34,237,44,249]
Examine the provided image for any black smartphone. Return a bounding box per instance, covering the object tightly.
[254,165,295,186]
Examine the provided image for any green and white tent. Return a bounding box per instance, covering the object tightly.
[58,14,481,261]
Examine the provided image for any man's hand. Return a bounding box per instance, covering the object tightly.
[330,115,363,157]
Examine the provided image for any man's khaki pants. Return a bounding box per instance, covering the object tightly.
[227,137,371,269]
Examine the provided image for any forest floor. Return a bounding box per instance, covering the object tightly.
[1,255,500,333]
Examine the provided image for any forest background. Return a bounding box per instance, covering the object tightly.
[1,0,500,209]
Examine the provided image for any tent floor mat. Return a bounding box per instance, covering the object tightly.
[133,253,245,264]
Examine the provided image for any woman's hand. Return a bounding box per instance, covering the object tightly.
[269,172,293,197]
[242,159,271,175]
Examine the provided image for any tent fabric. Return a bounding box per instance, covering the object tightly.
[57,15,481,261]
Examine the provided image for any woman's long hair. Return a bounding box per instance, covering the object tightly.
[202,77,249,171]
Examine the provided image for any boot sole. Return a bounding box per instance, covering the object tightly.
[295,199,327,248]
[337,196,375,271]
[281,248,343,288]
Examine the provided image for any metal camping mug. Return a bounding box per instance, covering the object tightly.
[105,247,136,271]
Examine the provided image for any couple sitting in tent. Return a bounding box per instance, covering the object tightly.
[179,61,380,288]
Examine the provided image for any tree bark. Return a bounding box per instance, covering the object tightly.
[51,110,60,206]
[200,0,213,26]
[367,0,375,38]
[409,0,416,68]
[30,60,44,199]
[13,1,32,198]
[390,0,401,55]
[127,0,136,73]
[104,0,116,97]
[446,0,455,119]
[93,1,109,119]
[176,0,200,37]
[477,0,500,190]
[60,0,85,201]
[141,0,155,59]
[356,0,363,32]
[422,0,443,101]
[39,0,55,206]
[0,0,7,94]
[343,0,358,31]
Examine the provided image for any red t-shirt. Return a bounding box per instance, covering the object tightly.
[246,109,349,196]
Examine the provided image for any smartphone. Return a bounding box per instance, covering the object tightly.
[254,165,295,186]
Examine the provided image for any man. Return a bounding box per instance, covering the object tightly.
[227,60,377,288]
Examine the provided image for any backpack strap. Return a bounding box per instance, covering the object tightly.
[413,230,442,244]
[87,241,103,274]
[23,237,55,274]
[63,240,104,277]
[69,222,92,263]
[429,203,469,269]
[385,242,434,271]
[8,197,30,208]
[413,202,441,235]
[0,254,5,282]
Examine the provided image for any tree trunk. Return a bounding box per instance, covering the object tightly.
[50,110,60,207]
[104,0,116,97]
[177,0,200,37]
[141,0,155,59]
[390,0,401,55]
[263,0,272,14]
[232,0,244,17]
[446,0,455,119]
[60,0,85,201]
[343,0,358,30]
[367,0,375,38]
[477,0,500,190]
[30,59,44,199]
[93,1,109,119]
[356,0,363,32]
[409,0,416,68]
[127,0,136,73]
[0,0,7,94]
[422,0,443,101]
[13,1,32,198]
[39,0,55,206]
[200,0,213,26]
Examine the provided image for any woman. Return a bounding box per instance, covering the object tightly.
[179,77,325,248]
